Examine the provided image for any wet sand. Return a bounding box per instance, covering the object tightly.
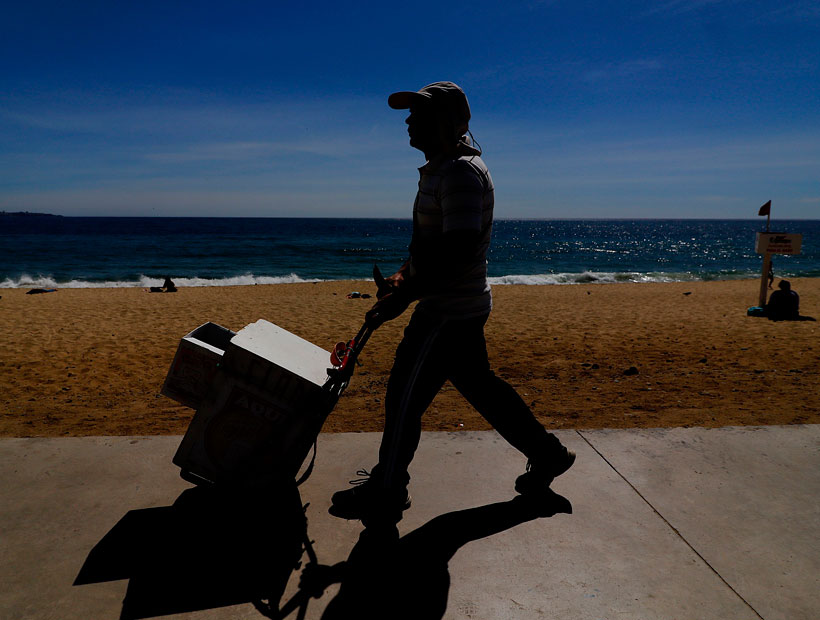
[1,279,818,436]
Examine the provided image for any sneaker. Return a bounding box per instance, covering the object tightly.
[514,448,576,496]
[329,469,411,523]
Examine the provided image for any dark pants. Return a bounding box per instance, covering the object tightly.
[377,309,563,489]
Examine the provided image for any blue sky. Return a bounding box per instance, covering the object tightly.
[1,0,818,219]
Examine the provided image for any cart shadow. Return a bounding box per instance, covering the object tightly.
[75,485,570,620]
[287,491,572,620]
[74,482,306,619]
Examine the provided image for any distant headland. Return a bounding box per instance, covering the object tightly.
[0,211,63,217]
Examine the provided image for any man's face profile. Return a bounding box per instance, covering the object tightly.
[405,102,441,154]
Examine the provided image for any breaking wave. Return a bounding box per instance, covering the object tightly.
[487,271,760,285]
[1,270,772,289]
[0,273,321,289]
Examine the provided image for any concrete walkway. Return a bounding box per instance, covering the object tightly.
[1,426,818,619]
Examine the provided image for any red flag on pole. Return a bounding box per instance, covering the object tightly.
[758,200,771,216]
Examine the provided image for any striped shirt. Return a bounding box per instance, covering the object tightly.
[409,151,494,318]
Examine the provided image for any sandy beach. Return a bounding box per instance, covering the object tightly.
[1,279,818,437]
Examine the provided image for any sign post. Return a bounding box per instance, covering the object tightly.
[754,232,803,307]
[758,253,772,308]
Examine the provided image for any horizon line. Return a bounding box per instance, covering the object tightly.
[3,213,818,222]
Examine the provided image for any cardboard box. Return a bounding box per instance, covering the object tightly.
[173,319,334,486]
[162,322,236,410]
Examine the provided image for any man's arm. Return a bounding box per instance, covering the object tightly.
[365,229,480,328]
[377,259,411,299]
[401,228,481,300]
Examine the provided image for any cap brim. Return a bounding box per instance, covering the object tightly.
[388,91,430,109]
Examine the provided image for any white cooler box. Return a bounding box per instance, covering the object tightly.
[171,319,334,487]
[161,322,236,410]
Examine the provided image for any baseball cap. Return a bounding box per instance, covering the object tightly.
[388,81,481,155]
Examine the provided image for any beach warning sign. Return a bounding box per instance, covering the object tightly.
[755,233,802,255]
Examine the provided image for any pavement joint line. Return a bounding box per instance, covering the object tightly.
[575,429,766,620]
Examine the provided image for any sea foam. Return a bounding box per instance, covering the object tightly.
[487,271,700,285]
[0,273,320,289]
[1,270,764,289]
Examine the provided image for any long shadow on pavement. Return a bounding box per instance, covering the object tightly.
[273,490,571,620]
[75,484,569,620]
[74,483,307,619]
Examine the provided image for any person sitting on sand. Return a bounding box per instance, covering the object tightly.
[149,276,177,293]
[766,280,799,321]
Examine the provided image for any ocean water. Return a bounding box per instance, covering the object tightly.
[1,216,819,288]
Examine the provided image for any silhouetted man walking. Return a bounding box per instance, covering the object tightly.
[330,82,575,524]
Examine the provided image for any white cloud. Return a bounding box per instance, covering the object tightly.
[0,95,393,147]
[2,90,818,219]
[0,186,407,218]
[581,59,663,84]
[640,0,820,21]
[640,0,742,18]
